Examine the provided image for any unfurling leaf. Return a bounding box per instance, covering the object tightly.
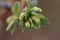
[32,16,40,23]
[31,7,42,13]
[12,1,21,16]
[32,20,41,29]
[32,13,49,26]
[6,15,17,24]
[29,18,41,29]
[19,12,25,21]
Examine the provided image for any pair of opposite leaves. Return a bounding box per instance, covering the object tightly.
[6,1,49,33]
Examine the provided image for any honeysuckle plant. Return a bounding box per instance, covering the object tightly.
[6,0,49,34]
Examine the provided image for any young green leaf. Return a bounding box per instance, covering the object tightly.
[29,18,33,27]
[24,0,34,20]
[10,20,19,35]
[6,20,16,32]
[12,1,21,16]
[22,24,28,32]
[29,18,41,29]
[32,13,49,26]
[32,20,41,29]
[25,7,31,20]
[31,7,42,13]
[6,15,17,24]
[32,13,45,19]
[19,12,25,21]
[6,20,20,35]
[32,16,40,23]
[40,18,49,26]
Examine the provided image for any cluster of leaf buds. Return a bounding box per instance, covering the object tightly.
[6,1,49,33]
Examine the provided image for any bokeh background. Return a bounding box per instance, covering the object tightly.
[0,0,60,40]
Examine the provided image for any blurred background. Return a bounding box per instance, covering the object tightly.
[0,0,60,40]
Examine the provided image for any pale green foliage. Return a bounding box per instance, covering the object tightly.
[6,1,49,33]
[12,1,21,16]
